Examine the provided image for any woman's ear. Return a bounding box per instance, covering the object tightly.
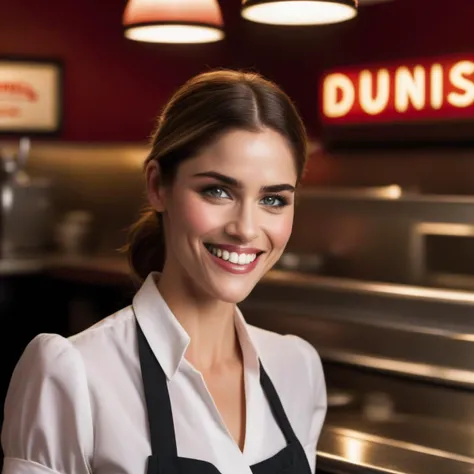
[145,160,166,212]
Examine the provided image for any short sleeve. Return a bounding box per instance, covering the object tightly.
[293,337,327,474]
[1,334,93,474]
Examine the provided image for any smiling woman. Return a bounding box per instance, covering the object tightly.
[126,69,307,287]
[145,126,298,304]
[1,70,327,474]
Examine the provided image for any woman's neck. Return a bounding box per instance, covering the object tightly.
[157,270,241,372]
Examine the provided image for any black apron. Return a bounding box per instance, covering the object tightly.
[137,320,313,474]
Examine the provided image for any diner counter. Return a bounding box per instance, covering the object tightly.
[317,424,474,474]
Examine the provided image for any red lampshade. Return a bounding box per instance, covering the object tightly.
[241,0,358,25]
[123,0,225,44]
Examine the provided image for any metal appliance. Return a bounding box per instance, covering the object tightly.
[0,138,54,258]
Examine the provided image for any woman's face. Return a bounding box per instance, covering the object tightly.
[149,128,298,303]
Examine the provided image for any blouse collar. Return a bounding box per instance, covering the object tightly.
[132,272,260,380]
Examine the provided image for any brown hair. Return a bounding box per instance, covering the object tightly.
[123,69,308,283]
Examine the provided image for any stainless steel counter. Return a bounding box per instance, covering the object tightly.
[314,361,474,473]
[327,415,474,461]
[264,270,474,306]
[317,426,474,474]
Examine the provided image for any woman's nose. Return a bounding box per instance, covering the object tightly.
[224,204,259,243]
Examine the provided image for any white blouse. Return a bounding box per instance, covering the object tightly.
[1,273,327,474]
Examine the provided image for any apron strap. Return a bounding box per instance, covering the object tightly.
[137,319,178,458]
[259,364,299,445]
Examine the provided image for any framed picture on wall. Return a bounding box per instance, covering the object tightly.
[0,57,63,135]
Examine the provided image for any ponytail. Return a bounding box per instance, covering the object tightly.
[122,207,165,284]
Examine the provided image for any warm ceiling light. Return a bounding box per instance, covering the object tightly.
[123,0,225,44]
[241,0,358,25]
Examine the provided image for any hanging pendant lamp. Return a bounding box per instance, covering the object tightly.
[241,0,358,25]
[123,0,225,44]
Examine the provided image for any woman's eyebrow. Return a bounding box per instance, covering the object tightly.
[193,171,295,193]
[193,171,238,187]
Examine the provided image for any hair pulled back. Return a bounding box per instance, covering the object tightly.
[124,69,308,283]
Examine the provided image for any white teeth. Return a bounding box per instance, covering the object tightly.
[207,245,258,266]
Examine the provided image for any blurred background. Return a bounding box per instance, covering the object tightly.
[2,0,474,472]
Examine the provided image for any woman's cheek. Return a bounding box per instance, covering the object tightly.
[180,197,224,234]
[267,211,294,249]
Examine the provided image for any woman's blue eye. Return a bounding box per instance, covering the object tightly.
[261,195,288,207]
[203,186,230,199]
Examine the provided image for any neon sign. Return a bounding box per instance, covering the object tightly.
[320,56,474,124]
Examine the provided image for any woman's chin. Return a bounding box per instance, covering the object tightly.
[205,276,259,304]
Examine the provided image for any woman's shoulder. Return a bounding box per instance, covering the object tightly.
[248,325,325,386]
[14,305,136,380]
[14,332,80,377]
[69,304,135,348]
[5,333,86,410]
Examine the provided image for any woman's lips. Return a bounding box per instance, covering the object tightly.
[204,244,262,275]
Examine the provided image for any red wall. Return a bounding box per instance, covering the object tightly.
[1,1,230,141]
[2,0,474,145]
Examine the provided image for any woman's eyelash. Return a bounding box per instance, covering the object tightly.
[263,194,289,207]
[276,194,289,205]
